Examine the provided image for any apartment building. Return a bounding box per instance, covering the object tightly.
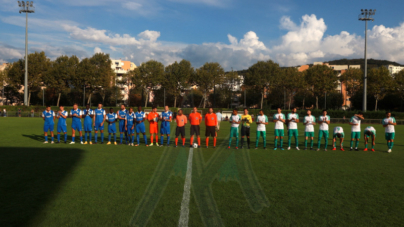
[110,59,137,104]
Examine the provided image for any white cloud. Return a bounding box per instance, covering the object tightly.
[94,47,102,54]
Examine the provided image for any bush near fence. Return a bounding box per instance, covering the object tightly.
[1,106,404,120]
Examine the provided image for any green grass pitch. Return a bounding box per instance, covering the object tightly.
[1,117,404,226]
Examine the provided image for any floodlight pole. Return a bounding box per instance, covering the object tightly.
[359,9,375,112]
[18,1,35,106]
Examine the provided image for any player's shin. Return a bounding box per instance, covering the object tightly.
[132,135,135,143]
[355,140,359,148]
[101,132,104,142]
[57,134,60,142]
[263,136,266,147]
[182,137,185,145]
[213,137,216,146]
[137,135,140,144]
[114,134,116,142]
[197,137,201,146]
[64,133,67,142]
[167,136,170,145]
[247,137,250,146]
[108,134,111,142]
[95,132,98,142]
[120,134,123,143]
[206,137,209,147]
[304,139,307,148]
[143,134,147,144]
[160,135,164,145]
[175,137,178,146]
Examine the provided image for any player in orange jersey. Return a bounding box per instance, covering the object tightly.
[205,108,218,148]
[189,106,202,148]
[175,109,187,147]
[147,106,160,146]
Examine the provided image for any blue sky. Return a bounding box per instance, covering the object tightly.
[1,0,404,70]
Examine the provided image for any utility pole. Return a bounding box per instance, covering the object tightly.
[18,1,35,106]
[359,9,376,112]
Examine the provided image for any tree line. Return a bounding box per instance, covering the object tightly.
[1,51,403,111]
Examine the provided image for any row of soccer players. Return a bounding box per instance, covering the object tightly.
[42,104,397,152]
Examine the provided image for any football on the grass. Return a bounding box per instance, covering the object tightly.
[193,143,198,148]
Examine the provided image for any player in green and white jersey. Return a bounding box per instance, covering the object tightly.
[303,110,316,150]
[287,108,300,150]
[255,109,268,149]
[273,107,286,150]
[382,111,397,153]
[364,126,376,152]
[349,112,364,151]
[317,109,330,151]
[228,109,242,149]
[332,126,345,151]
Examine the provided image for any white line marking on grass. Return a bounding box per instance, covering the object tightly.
[178,148,194,227]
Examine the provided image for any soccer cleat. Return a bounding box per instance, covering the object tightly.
[240,146,243,149]
[182,145,185,147]
[350,147,353,151]
[340,148,345,151]
[274,147,277,150]
[363,148,368,151]
[355,148,359,151]
[128,143,131,146]
[213,146,216,148]
[198,145,201,148]
[159,145,164,147]
[304,148,307,150]
[324,149,327,151]
[264,147,267,150]
[43,141,48,144]
[371,149,375,152]
[206,146,209,149]
[150,143,154,146]
[296,147,300,151]
[80,141,84,144]
[280,147,284,150]
[70,142,75,144]
[100,142,104,144]
[135,144,139,146]
[107,142,111,145]
[174,145,178,148]
[51,141,54,144]
[255,147,258,150]
[119,143,123,145]
[56,141,60,144]
[89,141,92,145]
[316,148,320,151]
[287,147,291,150]
[156,143,159,146]
[83,141,88,145]
[190,145,193,148]
[388,149,392,153]
[64,141,67,144]
[310,147,313,150]
[228,146,231,149]
[114,142,117,145]
[94,142,97,144]
[332,147,337,151]
[131,143,134,146]
[235,147,238,149]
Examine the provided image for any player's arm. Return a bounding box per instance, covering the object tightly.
[53,112,56,121]
[60,112,68,119]
[357,114,365,120]
[272,115,277,123]
[295,114,299,123]
[389,118,397,126]
[325,117,330,124]
[42,112,45,121]
[280,115,286,123]
[349,117,357,126]
[199,114,202,124]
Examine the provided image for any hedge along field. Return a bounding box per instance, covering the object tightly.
[2,105,404,119]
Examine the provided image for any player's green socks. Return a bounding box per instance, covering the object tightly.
[317,139,321,149]
[57,134,60,142]
[391,142,394,149]
[371,144,374,149]
[280,138,283,148]
[295,136,298,147]
[341,142,343,147]
[101,133,104,142]
[274,138,278,148]
[350,140,353,148]
[229,137,232,147]
[310,140,313,148]
[95,133,98,142]
[288,137,291,147]
[304,139,307,148]
[365,143,368,148]
[355,140,359,148]
[334,141,336,147]
[256,138,259,147]
[45,136,48,141]
[324,137,328,148]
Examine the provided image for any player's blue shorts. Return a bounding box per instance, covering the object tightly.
[44,124,54,132]
[119,121,126,133]
[57,124,67,133]
[136,123,146,133]
[108,124,117,133]
[84,123,92,132]
[71,122,82,131]
[127,125,135,135]
[94,123,104,131]
[160,126,170,135]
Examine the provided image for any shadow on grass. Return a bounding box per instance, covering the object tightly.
[22,134,47,142]
[0,147,83,226]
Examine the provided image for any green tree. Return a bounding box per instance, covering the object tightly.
[130,60,165,107]
[191,62,224,108]
[281,67,305,110]
[244,60,280,109]
[339,68,363,108]
[393,69,404,101]
[163,60,193,108]
[367,66,393,111]
[44,55,79,106]
[305,65,338,109]
[89,53,115,104]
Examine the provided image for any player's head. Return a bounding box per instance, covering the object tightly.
[86,104,90,109]
[164,105,169,111]
[137,106,142,112]
[209,108,213,113]
[73,103,78,109]
[121,104,125,110]
[277,107,282,113]
[178,109,183,115]
[259,109,264,115]
[46,105,51,111]
[98,103,102,109]
[129,107,133,113]
[193,106,197,112]
[243,108,248,115]
[357,111,363,117]
[152,105,157,112]
[217,109,221,113]
[232,108,238,115]
[322,109,327,115]
[307,110,311,115]
[59,105,64,111]
[109,108,114,113]
[292,107,297,113]
[386,111,391,117]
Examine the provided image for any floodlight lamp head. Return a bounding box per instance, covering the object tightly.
[30,1,33,7]
[21,1,25,6]
[18,1,21,6]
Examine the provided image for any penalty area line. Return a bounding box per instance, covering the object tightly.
[178,148,194,227]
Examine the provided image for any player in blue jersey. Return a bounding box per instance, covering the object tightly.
[135,106,148,146]
[125,108,136,146]
[117,104,129,145]
[42,105,55,144]
[160,105,172,147]
[93,103,106,144]
[82,104,94,145]
[70,103,83,144]
[56,105,68,143]
[106,108,118,145]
